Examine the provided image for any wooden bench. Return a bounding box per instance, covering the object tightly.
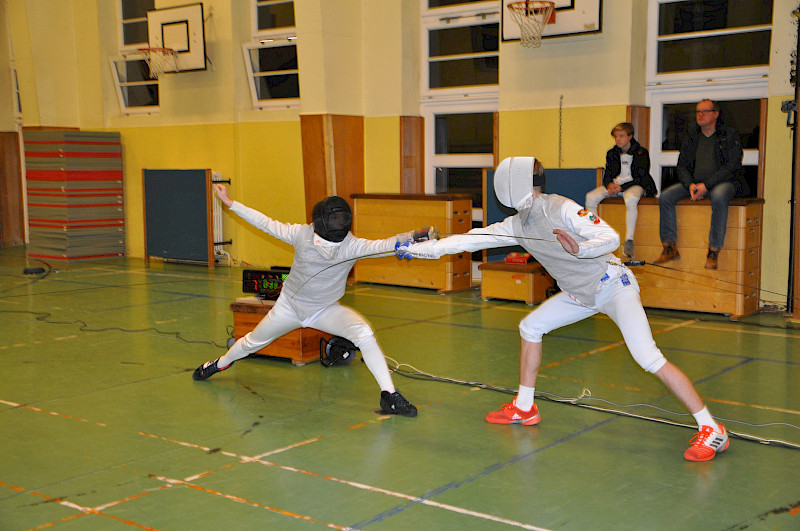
[230,298,332,365]
[597,197,763,319]
[478,261,555,305]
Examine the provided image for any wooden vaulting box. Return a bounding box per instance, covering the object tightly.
[478,261,555,305]
[598,197,763,319]
[351,193,473,293]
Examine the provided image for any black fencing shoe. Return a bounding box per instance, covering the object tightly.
[192,358,234,381]
[379,391,418,417]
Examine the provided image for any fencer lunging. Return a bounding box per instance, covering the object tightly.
[193,184,418,417]
[397,157,729,461]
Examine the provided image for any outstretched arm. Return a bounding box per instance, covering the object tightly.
[215,184,302,244]
[399,217,518,259]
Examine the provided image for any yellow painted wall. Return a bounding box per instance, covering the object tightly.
[6,0,797,312]
[364,116,401,193]
[120,120,304,269]
[761,98,794,307]
[499,105,627,169]
[500,1,645,110]
[0,3,15,131]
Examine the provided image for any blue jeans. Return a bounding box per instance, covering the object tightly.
[659,182,736,250]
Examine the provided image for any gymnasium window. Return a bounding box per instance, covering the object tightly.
[421,0,499,244]
[245,1,300,109]
[645,0,770,195]
[422,1,499,96]
[659,100,761,195]
[648,0,773,82]
[255,0,295,32]
[111,0,159,114]
[120,0,153,47]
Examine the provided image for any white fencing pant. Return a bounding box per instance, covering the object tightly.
[518,268,666,374]
[218,298,396,392]
[585,185,645,243]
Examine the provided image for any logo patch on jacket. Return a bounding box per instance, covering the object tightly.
[577,209,601,224]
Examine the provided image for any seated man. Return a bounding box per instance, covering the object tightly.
[655,99,749,269]
[585,122,656,259]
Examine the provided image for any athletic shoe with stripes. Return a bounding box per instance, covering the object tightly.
[485,400,541,425]
[684,424,729,461]
[192,358,233,381]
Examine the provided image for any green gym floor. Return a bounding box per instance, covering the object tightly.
[1,245,799,531]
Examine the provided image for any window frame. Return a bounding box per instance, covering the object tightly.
[645,0,771,86]
[244,0,300,110]
[113,0,160,114]
[420,0,499,202]
[242,40,301,110]
[645,0,769,194]
[109,55,161,115]
[118,0,153,52]
[252,0,296,37]
[423,100,496,223]
[420,0,501,100]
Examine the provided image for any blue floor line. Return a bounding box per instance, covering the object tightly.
[353,416,618,529]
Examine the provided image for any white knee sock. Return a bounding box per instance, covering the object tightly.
[217,337,251,367]
[357,336,395,393]
[692,407,720,432]
[515,385,535,411]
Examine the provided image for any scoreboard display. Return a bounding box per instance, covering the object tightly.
[242,268,290,300]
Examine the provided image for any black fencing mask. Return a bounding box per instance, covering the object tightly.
[319,336,358,367]
[312,196,352,243]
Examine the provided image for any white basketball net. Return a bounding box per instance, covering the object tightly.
[139,48,178,79]
[507,1,555,48]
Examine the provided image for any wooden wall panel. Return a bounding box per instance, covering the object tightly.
[331,114,364,208]
[627,105,650,149]
[300,114,365,222]
[300,114,327,223]
[0,131,24,247]
[400,116,424,194]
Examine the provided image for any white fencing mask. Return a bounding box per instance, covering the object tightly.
[494,156,537,210]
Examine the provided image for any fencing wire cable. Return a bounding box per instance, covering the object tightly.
[382,356,800,451]
[5,253,799,449]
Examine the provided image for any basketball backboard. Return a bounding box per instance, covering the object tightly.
[147,3,206,73]
[502,0,602,43]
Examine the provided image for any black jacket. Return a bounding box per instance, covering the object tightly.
[676,118,748,194]
[602,138,657,197]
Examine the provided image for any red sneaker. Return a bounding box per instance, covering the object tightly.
[684,424,729,462]
[485,401,541,425]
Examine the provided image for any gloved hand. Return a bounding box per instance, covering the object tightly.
[412,226,440,242]
[395,240,414,260]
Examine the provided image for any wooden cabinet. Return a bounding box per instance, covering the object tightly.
[598,197,763,319]
[352,193,473,293]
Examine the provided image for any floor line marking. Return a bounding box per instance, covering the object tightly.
[150,474,351,530]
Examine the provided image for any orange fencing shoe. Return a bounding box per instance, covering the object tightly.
[485,401,541,425]
[684,424,729,461]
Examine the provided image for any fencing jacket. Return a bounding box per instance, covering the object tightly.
[411,194,621,307]
[230,201,399,321]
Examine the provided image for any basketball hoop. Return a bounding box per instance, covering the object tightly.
[138,47,178,79]
[506,1,555,48]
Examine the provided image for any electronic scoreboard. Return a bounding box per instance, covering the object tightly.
[242,268,290,300]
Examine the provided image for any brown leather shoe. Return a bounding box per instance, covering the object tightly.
[705,248,719,270]
[654,242,680,264]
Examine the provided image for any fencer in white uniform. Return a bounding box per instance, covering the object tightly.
[397,157,730,460]
[194,184,417,417]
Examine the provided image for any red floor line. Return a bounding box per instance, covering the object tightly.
[150,475,350,530]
